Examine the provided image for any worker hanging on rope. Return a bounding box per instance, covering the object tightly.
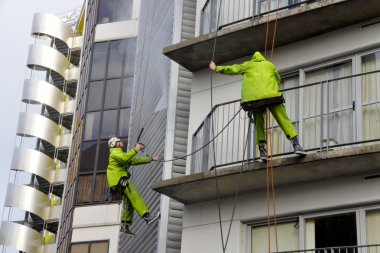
[209,51,306,161]
[106,137,161,237]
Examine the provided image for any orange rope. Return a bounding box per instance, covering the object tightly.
[263,1,281,252]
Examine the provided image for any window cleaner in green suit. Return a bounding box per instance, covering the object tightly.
[209,51,306,160]
[107,137,161,237]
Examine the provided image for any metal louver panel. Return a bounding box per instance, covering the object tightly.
[0,221,44,253]
[22,79,66,114]
[31,13,73,46]
[11,147,55,183]
[27,44,69,80]
[4,184,51,220]
[17,112,60,147]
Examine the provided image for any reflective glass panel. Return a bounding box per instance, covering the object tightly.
[90,42,108,80]
[84,111,101,140]
[79,141,97,172]
[87,81,104,111]
[101,110,118,138]
[121,77,133,107]
[108,40,127,78]
[104,79,121,109]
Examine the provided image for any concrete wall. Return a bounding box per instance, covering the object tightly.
[71,204,121,253]
[186,20,380,172]
[181,174,380,253]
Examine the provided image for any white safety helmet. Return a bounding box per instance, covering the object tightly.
[108,137,121,148]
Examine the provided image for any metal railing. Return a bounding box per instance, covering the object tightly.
[200,0,315,35]
[277,244,380,253]
[191,70,380,173]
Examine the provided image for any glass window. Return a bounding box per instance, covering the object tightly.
[90,43,108,80]
[119,108,131,137]
[87,81,104,111]
[93,174,108,202]
[84,112,101,140]
[366,210,380,246]
[97,0,116,24]
[121,77,133,107]
[361,52,380,141]
[124,38,137,77]
[305,213,357,250]
[104,79,121,109]
[101,110,118,138]
[79,141,97,172]
[97,141,109,171]
[71,243,89,253]
[251,221,299,253]
[108,40,127,78]
[114,0,133,22]
[76,175,93,204]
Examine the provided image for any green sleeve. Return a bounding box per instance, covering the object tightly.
[112,148,138,165]
[131,156,152,165]
[215,62,247,75]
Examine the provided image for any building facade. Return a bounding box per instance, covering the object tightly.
[155,0,380,252]
[0,10,83,253]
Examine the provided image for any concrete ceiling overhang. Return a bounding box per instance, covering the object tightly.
[163,0,380,72]
[152,144,380,204]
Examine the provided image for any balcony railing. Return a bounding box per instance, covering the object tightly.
[200,0,315,35]
[277,244,380,253]
[191,70,380,173]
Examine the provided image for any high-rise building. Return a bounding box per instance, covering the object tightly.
[155,0,380,252]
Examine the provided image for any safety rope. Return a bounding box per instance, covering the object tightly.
[263,1,282,252]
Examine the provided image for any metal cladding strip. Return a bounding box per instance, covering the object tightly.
[54,168,67,183]
[17,112,60,147]
[31,13,73,47]
[49,205,62,220]
[22,79,66,114]
[66,66,80,82]
[27,44,69,80]
[4,184,51,221]
[59,133,71,148]
[0,221,44,253]
[67,35,84,50]
[11,147,55,183]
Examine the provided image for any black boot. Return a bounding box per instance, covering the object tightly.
[258,142,268,162]
[290,136,306,156]
[120,225,135,237]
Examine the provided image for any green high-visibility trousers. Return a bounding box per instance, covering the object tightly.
[121,180,149,225]
[253,103,297,144]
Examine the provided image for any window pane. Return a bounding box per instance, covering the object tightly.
[76,175,93,204]
[97,0,116,24]
[71,243,89,253]
[251,222,299,253]
[97,141,109,171]
[104,79,121,109]
[90,43,108,80]
[121,77,133,107]
[119,108,131,137]
[79,141,97,172]
[87,81,104,111]
[114,0,133,22]
[101,110,118,138]
[90,241,109,253]
[366,210,380,245]
[124,38,137,77]
[305,213,357,249]
[93,174,109,202]
[84,112,101,140]
[107,40,127,78]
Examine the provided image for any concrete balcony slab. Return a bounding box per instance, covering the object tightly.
[152,144,380,204]
[163,0,380,72]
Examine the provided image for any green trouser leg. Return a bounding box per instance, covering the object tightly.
[121,180,149,225]
[253,104,298,144]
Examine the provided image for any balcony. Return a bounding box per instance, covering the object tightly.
[152,70,380,204]
[163,0,380,72]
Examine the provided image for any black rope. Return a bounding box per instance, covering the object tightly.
[155,107,242,163]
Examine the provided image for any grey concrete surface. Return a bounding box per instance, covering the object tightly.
[163,0,380,72]
[152,144,380,204]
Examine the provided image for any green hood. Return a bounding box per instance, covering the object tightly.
[215,51,282,102]
[251,51,266,62]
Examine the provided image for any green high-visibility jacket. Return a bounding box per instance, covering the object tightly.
[215,51,282,103]
[107,147,152,188]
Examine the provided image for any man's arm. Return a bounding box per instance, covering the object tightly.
[131,156,161,165]
[210,61,248,75]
